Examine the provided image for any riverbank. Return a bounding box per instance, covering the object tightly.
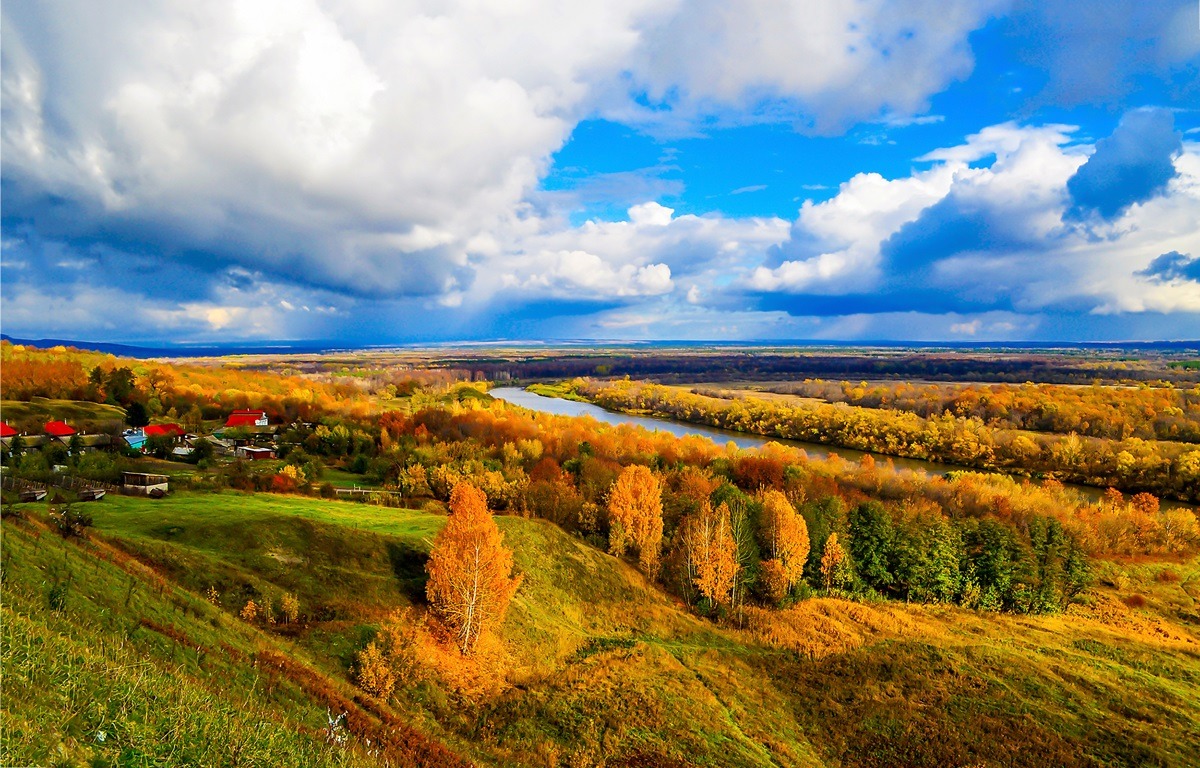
[491,385,1198,510]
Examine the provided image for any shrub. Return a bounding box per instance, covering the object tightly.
[51,504,93,539]
[280,592,300,624]
[355,641,397,698]
[1123,594,1147,609]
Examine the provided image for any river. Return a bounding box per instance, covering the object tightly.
[492,387,968,476]
[489,387,1194,510]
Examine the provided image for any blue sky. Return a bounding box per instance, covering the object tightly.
[2,1,1198,344]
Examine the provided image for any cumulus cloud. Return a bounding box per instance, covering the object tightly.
[0,0,1003,329]
[744,118,1200,318]
[619,0,1003,133]
[508,250,674,297]
[2,2,1196,343]
[1138,251,1200,283]
[1066,108,1182,220]
[748,163,959,292]
[490,203,789,303]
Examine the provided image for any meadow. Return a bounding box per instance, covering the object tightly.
[4,490,1200,766]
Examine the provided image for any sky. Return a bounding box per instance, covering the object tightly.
[2,0,1199,345]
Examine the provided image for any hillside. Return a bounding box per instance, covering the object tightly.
[5,492,1200,767]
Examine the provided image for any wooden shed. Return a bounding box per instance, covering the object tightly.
[121,472,169,497]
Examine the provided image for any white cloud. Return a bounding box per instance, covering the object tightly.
[1,0,1003,315]
[491,202,789,301]
[628,201,675,227]
[619,0,1003,133]
[521,250,674,297]
[748,163,958,292]
[747,120,1200,318]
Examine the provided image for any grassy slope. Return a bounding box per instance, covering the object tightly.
[0,514,465,767]
[1,398,127,426]
[5,492,1200,767]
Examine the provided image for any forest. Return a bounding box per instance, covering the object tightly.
[566,379,1200,502]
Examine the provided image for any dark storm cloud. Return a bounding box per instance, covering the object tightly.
[1066,108,1182,221]
[1138,251,1200,283]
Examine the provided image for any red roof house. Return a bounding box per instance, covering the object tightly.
[144,423,185,438]
[225,410,269,428]
[0,422,17,438]
[45,420,76,438]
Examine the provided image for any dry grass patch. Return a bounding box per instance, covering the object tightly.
[744,598,940,658]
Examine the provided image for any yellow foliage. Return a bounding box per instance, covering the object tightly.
[759,490,809,589]
[607,465,665,576]
[280,592,300,624]
[681,501,739,607]
[355,641,397,698]
[239,599,258,622]
[425,482,522,655]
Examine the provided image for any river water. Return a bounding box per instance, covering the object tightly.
[489,387,1194,510]
[492,387,966,476]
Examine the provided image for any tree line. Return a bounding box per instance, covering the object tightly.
[733,379,1200,443]
[573,379,1200,502]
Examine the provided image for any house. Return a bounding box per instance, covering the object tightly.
[225,410,269,429]
[122,429,148,451]
[235,446,276,460]
[204,435,235,455]
[45,420,76,442]
[122,471,169,497]
[1,422,17,449]
[144,423,185,440]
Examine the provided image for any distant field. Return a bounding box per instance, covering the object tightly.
[1,397,126,427]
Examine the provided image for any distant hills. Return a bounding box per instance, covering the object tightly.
[2,333,1197,359]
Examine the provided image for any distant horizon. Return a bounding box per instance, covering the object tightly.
[4,333,1198,360]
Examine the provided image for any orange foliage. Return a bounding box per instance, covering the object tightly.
[759,490,810,591]
[425,482,522,655]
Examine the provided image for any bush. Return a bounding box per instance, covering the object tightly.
[1123,594,1147,609]
[51,504,93,538]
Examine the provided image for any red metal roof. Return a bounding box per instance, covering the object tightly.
[144,423,185,438]
[225,410,267,428]
[45,420,75,437]
[0,422,17,438]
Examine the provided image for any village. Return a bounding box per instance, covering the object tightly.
[0,408,280,502]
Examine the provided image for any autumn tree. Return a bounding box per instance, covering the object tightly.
[681,501,739,609]
[758,490,810,602]
[820,533,854,591]
[607,464,665,575]
[425,482,522,655]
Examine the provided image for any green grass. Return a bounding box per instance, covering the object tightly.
[1,397,127,427]
[0,518,448,767]
[323,468,381,488]
[524,382,589,402]
[6,491,1200,766]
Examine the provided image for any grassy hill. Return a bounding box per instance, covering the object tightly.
[1,397,127,429]
[4,492,1200,766]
